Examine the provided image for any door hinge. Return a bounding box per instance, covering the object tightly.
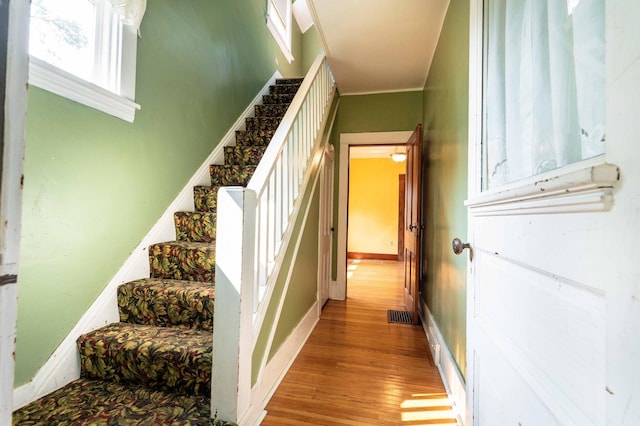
[0,274,18,287]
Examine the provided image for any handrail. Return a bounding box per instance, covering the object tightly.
[246,54,336,320]
[211,54,336,423]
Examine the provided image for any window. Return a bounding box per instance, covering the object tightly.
[267,0,294,63]
[482,0,605,190]
[28,0,141,122]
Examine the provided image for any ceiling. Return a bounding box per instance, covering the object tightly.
[350,145,404,159]
[306,0,450,95]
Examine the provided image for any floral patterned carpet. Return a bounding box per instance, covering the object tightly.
[13,78,303,425]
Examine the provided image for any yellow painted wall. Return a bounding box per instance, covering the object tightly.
[348,157,406,255]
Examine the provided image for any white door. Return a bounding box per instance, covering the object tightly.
[0,1,29,423]
[465,1,640,425]
[318,145,334,308]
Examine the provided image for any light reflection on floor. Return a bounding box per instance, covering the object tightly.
[400,393,457,425]
[346,258,361,278]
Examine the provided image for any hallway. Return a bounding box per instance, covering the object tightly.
[261,260,456,425]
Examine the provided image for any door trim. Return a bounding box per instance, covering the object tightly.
[1,0,29,421]
[333,131,412,300]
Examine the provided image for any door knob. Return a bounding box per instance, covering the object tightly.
[452,238,471,255]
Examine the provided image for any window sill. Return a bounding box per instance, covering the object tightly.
[465,156,620,216]
[28,56,140,123]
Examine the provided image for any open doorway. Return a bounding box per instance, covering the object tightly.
[334,131,413,300]
[347,145,406,263]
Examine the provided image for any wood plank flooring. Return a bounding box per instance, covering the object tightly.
[261,259,457,425]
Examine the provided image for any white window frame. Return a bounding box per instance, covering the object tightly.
[28,0,140,122]
[267,0,294,63]
[466,0,618,215]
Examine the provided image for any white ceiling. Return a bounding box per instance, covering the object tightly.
[307,0,450,95]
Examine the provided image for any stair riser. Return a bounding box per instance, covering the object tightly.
[224,146,268,166]
[193,185,219,212]
[174,211,216,243]
[149,243,216,283]
[263,93,296,104]
[245,117,282,131]
[269,84,302,95]
[118,279,215,332]
[209,165,255,186]
[235,129,275,146]
[255,104,289,117]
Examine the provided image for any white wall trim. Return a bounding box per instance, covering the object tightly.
[334,131,413,300]
[240,301,319,426]
[420,301,467,426]
[12,71,281,410]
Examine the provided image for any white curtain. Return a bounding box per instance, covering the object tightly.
[484,0,604,188]
[109,0,146,35]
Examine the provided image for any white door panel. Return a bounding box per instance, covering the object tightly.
[475,345,564,426]
[473,214,612,292]
[474,249,605,424]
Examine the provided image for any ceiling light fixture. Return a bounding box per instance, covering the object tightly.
[391,147,407,162]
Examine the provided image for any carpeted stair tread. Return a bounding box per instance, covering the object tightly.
[254,103,289,118]
[12,378,236,425]
[235,129,276,146]
[193,185,221,212]
[118,278,215,332]
[149,241,216,283]
[275,77,303,85]
[224,145,268,166]
[78,323,212,396]
[209,164,256,186]
[245,116,283,131]
[174,211,217,243]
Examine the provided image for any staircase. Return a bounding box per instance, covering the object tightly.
[12,78,304,425]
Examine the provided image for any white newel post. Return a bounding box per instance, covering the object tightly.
[211,187,255,423]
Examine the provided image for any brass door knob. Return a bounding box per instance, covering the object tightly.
[452,238,471,255]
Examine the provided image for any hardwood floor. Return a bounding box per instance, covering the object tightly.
[261,259,456,425]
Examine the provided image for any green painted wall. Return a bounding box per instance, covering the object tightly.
[421,0,469,378]
[330,91,423,278]
[302,25,323,72]
[268,182,319,358]
[16,0,303,386]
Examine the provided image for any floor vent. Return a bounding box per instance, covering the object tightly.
[387,310,413,324]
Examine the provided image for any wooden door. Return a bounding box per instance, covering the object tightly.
[465,1,640,424]
[397,174,405,262]
[403,124,422,325]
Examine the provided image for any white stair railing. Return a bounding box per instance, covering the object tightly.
[247,55,335,319]
[212,54,336,423]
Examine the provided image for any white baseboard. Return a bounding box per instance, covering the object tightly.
[13,71,282,410]
[240,301,319,426]
[420,300,467,426]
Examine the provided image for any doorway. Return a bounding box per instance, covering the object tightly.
[347,145,406,262]
[334,131,412,300]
